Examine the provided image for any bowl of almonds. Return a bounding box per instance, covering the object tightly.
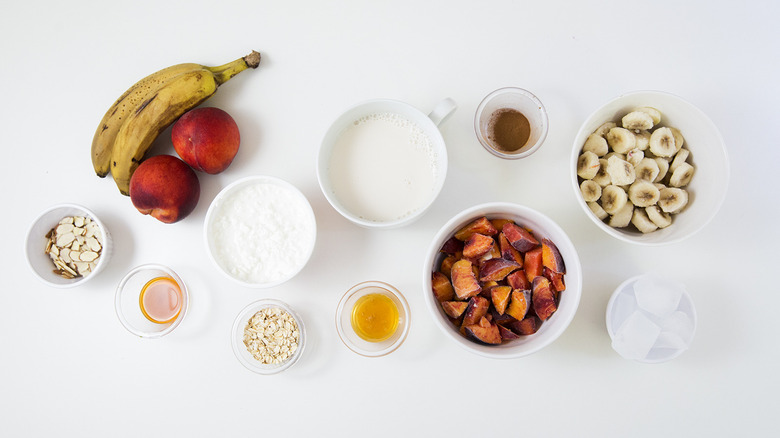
[571,90,730,245]
[231,299,306,375]
[25,203,112,288]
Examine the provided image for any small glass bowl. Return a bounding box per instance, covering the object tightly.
[115,264,188,338]
[231,299,306,375]
[335,281,410,357]
[474,87,549,159]
[25,203,113,288]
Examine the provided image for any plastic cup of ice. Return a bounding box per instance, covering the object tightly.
[606,274,697,364]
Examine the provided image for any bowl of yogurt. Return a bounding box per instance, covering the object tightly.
[317,98,455,229]
[204,176,317,288]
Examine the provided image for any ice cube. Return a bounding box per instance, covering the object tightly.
[633,275,684,319]
[611,310,662,361]
[609,289,637,334]
[661,310,695,344]
[653,331,689,350]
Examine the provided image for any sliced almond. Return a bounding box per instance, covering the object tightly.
[80,251,99,262]
[56,232,75,248]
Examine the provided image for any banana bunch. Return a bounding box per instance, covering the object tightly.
[91,51,261,195]
[577,107,695,234]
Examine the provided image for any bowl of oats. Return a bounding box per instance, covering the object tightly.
[25,203,112,288]
[232,299,306,374]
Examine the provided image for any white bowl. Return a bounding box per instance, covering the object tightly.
[317,98,453,229]
[25,203,112,288]
[571,90,730,245]
[423,202,582,359]
[204,176,317,288]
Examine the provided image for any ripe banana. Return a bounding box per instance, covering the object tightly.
[622,111,654,131]
[91,62,204,177]
[109,51,261,195]
[577,151,600,180]
[606,127,637,153]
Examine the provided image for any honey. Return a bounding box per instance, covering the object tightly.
[351,293,399,342]
[139,276,182,324]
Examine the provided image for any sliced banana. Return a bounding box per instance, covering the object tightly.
[592,158,612,187]
[635,107,661,125]
[658,187,689,213]
[670,148,690,173]
[606,155,636,186]
[634,157,660,182]
[594,121,617,137]
[646,205,672,228]
[654,157,670,182]
[606,127,637,154]
[649,127,677,157]
[626,148,644,167]
[608,201,634,228]
[628,179,661,207]
[635,130,651,151]
[580,180,602,202]
[588,201,609,220]
[577,151,601,179]
[622,111,654,131]
[631,208,659,234]
[601,185,628,215]
[582,134,609,157]
[669,162,695,187]
[669,127,685,151]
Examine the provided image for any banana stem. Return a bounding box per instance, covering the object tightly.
[208,51,261,85]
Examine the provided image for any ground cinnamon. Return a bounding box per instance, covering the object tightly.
[488,108,531,153]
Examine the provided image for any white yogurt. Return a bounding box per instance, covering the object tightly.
[207,179,316,285]
[327,113,439,223]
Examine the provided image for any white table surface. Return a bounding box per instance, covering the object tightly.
[2,1,778,436]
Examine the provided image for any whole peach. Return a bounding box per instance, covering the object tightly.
[171,107,240,174]
[129,155,200,224]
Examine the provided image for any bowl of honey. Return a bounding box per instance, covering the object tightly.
[115,264,188,338]
[335,281,410,357]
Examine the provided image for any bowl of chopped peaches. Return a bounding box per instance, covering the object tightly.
[572,90,730,245]
[423,202,582,359]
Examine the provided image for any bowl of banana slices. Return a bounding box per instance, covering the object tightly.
[571,90,729,245]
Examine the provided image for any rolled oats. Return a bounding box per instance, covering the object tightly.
[243,307,300,365]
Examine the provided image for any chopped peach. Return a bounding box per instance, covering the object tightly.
[451,259,481,299]
[498,233,524,266]
[497,324,521,340]
[462,296,490,326]
[543,267,566,293]
[440,254,457,278]
[524,246,544,282]
[464,321,502,344]
[502,223,539,252]
[454,217,498,241]
[505,289,530,321]
[440,236,464,254]
[490,218,514,233]
[462,233,494,259]
[532,276,557,321]
[479,258,521,282]
[441,301,468,319]
[541,238,566,274]
[489,285,512,315]
[506,270,531,290]
[431,271,454,302]
[512,315,541,335]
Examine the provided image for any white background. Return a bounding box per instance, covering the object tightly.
[2,1,778,436]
